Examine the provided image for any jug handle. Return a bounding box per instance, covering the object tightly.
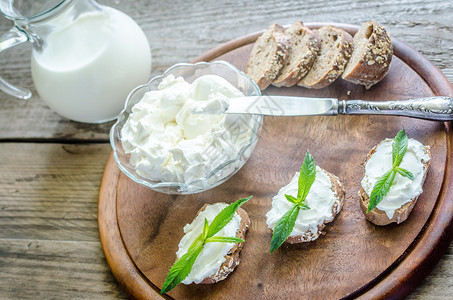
[0,26,31,100]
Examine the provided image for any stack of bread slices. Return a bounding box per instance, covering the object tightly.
[246,21,393,90]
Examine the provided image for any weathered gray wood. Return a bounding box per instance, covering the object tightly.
[0,143,127,298]
[0,0,452,298]
[0,239,127,299]
[0,143,110,241]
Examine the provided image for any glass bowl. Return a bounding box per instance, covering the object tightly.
[110,61,263,194]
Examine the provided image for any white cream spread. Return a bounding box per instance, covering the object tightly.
[176,203,241,284]
[189,94,229,115]
[120,74,255,183]
[266,166,337,237]
[361,138,430,219]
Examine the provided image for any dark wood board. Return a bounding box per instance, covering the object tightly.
[98,23,453,299]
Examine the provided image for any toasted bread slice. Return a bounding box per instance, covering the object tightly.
[342,21,393,89]
[180,203,250,284]
[298,26,353,89]
[273,21,321,87]
[286,170,345,243]
[359,142,431,226]
[246,23,290,90]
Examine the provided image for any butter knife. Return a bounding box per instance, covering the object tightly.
[222,96,453,121]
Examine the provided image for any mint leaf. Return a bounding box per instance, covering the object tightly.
[207,196,252,238]
[367,169,396,213]
[368,128,415,213]
[299,202,310,210]
[284,194,298,204]
[205,236,244,244]
[395,167,415,180]
[270,204,300,253]
[202,218,209,241]
[271,151,316,253]
[392,128,408,168]
[160,237,204,294]
[298,150,316,201]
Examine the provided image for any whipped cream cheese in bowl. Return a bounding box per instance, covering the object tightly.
[110,61,262,194]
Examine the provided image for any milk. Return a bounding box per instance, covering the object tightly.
[31,7,151,123]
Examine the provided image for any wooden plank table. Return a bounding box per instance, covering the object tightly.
[0,0,452,298]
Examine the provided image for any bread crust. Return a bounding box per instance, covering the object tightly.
[246,24,290,90]
[273,22,321,87]
[188,203,250,284]
[283,169,345,244]
[297,26,353,89]
[359,142,431,226]
[342,21,393,89]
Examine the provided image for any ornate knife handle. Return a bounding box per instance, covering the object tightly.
[338,96,453,121]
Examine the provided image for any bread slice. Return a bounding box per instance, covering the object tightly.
[342,21,393,89]
[272,21,321,87]
[359,142,431,226]
[193,203,250,284]
[285,170,345,243]
[298,26,353,89]
[246,23,290,90]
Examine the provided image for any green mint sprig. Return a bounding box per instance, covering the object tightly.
[367,128,414,213]
[160,196,252,294]
[270,150,315,253]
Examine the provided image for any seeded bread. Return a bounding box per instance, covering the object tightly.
[273,21,321,87]
[342,21,393,89]
[246,23,290,90]
[359,142,431,226]
[298,26,353,89]
[285,170,345,243]
[193,203,250,284]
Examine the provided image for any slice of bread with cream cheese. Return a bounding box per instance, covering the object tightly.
[266,166,345,243]
[175,203,250,284]
[360,138,431,225]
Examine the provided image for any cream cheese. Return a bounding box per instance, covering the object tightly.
[189,95,229,115]
[266,166,337,237]
[361,138,430,219]
[120,74,254,184]
[176,203,241,284]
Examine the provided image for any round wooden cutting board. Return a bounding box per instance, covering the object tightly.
[98,23,453,299]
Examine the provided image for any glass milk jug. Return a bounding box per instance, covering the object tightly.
[0,0,151,123]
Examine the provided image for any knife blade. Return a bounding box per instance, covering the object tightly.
[218,95,453,121]
[226,96,338,116]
